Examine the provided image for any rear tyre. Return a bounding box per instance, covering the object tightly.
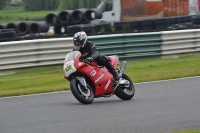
[115,74,135,100]
[70,78,94,104]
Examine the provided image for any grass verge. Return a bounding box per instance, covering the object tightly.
[0,54,200,97]
[0,8,57,23]
[168,129,200,133]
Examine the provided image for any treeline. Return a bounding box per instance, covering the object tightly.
[20,0,101,11]
[0,0,10,10]
[22,0,60,11]
[59,0,101,10]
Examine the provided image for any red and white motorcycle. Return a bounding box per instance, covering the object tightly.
[64,51,135,104]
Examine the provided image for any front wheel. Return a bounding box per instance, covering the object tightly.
[115,73,135,100]
[70,78,94,104]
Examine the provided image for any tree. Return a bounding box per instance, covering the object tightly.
[0,0,11,10]
[59,0,101,10]
[22,0,60,11]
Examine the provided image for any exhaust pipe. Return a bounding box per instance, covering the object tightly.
[113,61,127,90]
[119,61,127,74]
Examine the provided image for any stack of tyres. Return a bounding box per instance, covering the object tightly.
[95,22,111,33]
[113,21,127,32]
[58,10,73,24]
[49,8,103,35]
[94,23,104,33]
[6,22,20,33]
[154,18,169,31]
[102,22,111,32]
[179,15,195,29]
[140,19,155,32]
[171,16,185,30]
[0,29,16,41]
[167,17,175,27]
[46,12,60,26]
[80,24,96,35]
[191,15,200,28]
[17,21,35,34]
[168,15,195,30]
[54,24,68,34]
[173,16,183,24]
[89,19,110,33]
[94,24,102,33]
[29,21,50,34]
[71,8,103,24]
[0,21,50,35]
[128,20,141,31]
[168,16,189,30]
[182,15,192,23]
[71,9,88,24]
[84,9,103,23]
[67,24,82,36]
[46,12,66,35]
[0,24,7,29]
[67,22,111,36]
[192,15,200,24]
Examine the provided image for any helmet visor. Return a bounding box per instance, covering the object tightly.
[74,45,81,50]
[74,41,82,46]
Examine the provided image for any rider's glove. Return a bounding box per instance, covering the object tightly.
[85,57,94,63]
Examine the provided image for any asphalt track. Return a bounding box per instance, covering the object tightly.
[0,77,200,133]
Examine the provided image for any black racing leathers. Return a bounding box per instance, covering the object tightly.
[73,41,119,79]
[73,41,99,60]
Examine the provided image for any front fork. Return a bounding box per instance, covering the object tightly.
[73,75,91,98]
[74,76,87,88]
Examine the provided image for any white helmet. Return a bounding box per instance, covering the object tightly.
[73,31,88,50]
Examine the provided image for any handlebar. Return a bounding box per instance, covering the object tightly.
[79,58,91,64]
[79,58,104,68]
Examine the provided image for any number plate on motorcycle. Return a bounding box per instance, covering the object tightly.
[64,60,77,77]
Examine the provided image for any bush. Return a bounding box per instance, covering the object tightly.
[22,0,59,11]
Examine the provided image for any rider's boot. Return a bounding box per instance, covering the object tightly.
[107,65,121,89]
[102,55,121,89]
[112,71,121,90]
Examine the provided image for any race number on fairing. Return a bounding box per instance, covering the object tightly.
[64,60,77,77]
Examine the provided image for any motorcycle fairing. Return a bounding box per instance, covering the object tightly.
[107,55,119,69]
[77,64,114,97]
[64,60,77,77]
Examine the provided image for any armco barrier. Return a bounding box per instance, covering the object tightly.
[161,29,200,56]
[89,32,162,59]
[0,29,200,71]
[0,38,73,70]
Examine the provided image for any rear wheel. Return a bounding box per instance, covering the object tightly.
[70,78,94,104]
[115,74,135,100]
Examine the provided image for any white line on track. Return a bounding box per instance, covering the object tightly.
[0,76,200,100]
[135,76,200,84]
[0,91,70,100]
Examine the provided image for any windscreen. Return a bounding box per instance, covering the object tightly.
[97,0,113,12]
[64,51,80,61]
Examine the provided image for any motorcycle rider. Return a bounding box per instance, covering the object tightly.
[72,31,120,89]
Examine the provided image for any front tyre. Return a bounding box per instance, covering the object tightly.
[115,73,135,100]
[70,78,94,104]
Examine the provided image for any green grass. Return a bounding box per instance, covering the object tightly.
[0,54,200,97]
[0,8,58,24]
[168,129,200,133]
[126,54,200,83]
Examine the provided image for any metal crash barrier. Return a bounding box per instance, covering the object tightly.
[0,29,200,71]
